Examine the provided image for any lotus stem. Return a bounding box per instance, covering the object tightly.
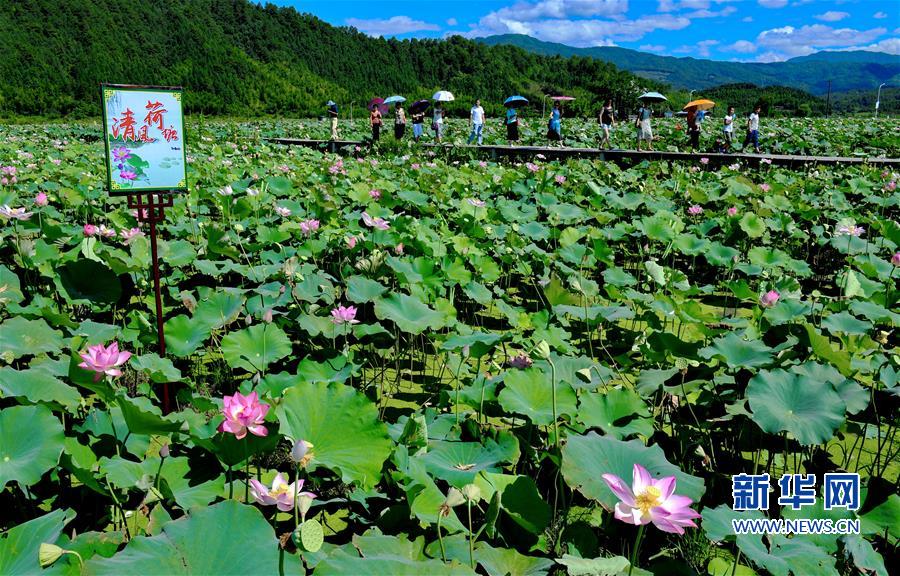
[629,524,645,576]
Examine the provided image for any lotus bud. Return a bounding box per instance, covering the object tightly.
[159,442,170,458]
[39,543,65,568]
[291,439,314,467]
[297,493,315,522]
[180,291,197,313]
[262,309,273,323]
[534,340,551,360]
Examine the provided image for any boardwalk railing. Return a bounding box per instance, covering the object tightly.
[263,138,899,168]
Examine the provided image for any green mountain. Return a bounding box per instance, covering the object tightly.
[477,34,900,96]
[0,0,660,118]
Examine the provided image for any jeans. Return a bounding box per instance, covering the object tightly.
[744,130,759,150]
[413,123,423,140]
[468,123,483,145]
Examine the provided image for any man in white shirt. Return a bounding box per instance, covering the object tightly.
[743,104,761,153]
[723,106,734,152]
[468,99,485,145]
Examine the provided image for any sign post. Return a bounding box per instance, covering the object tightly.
[101,84,188,413]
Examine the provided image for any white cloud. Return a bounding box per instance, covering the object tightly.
[467,10,692,46]
[814,11,849,22]
[657,0,736,11]
[873,12,887,19]
[673,39,718,57]
[345,16,440,37]
[754,24,887,59]
[742,16,753,22]
[447,18,458,26]
[723,39,757,53]
[483,0,629,23]
[685,6,737,18]
[758,0,787,7]
[639,44,668,52]
[837,38,900,55]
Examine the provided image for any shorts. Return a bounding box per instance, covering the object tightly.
[602,123,612,131]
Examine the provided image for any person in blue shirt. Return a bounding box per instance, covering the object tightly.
[548,101,562,144]
[506,107,519,144]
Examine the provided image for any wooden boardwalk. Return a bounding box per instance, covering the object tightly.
[264,138,899,168]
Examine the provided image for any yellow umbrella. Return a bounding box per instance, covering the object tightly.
[683,99,715,111]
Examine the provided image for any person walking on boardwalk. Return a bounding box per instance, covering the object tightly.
[743,104,761,153]
[723,106,735,152]
[327,101,339,140]
[433,103,445,143]
[687,107,701,151]
[547,101,563,145]
[411,108,425,142]
[506,105,519,144]
[370,102,383,142]
[635,103,653,151]
[394,102,406,140]
[599,99,615,149]
[468,99,485,145]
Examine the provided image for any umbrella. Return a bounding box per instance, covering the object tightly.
[383,95,406,105]
[433,90,455,102]
[368,97,388,113]
[550,95,576,101]
[409,99,430,114]
[638,92,668,103]
[504,95,529,108]
[326,100,336,106]
[683,99,715,111]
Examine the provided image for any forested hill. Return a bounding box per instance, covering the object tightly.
[0,0,659,118]
[478,34,900,96]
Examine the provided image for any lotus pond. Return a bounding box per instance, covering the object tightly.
[0,120,898,575]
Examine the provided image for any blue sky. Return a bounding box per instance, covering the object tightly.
[271,0,898,61]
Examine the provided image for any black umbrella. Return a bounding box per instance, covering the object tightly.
[409,99,430,114]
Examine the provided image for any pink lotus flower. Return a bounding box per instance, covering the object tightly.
[275,206,291,217]
[51,158,62,166]
[34,192,49,206]
[526,162,540,173]
[217,185,233,196]
[369,189,381,200]
[346,235,359,249]
[0,205,33,221]
[836,224,865,237]
[687,205,703,216]
[479,161,488,168]
[728,162,740,170]
[759,183,771,192]
[467,198,486,208]
[700,157,709,165]
[98,225,116,238]
[759,290,780,308]
[727,206,738,216]
[508,353,533,369]
[331,304,359,325]
[394,243,404,255]
[761,158,772,165]
[601,463,700,534]
[83,224,98,236]
[299,219,320,236]
[249,473,316,512]
[891,252,900,266]
[119,170,137,181]
[887,181,897,192]
[120,227,145,244]
[555,175,566,184]
[112,146,131,163]
[78,341,132,382]
[1,166,17,176]
[362,212,390,230]
[218,391,269,439]
[411,163,421,170]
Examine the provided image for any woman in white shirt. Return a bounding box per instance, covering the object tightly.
[723,106,734,152]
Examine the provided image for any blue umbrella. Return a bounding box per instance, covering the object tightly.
[638,92,668,103]
[383,95,406,104]
[326,100,336,106]
[504,95,529,108]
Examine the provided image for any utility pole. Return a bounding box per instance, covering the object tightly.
[875,83,886,117]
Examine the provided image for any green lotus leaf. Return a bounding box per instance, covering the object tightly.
[497,368,578,426]
[57,259,121,305]
[421,436,519,488]
[130,353,183,383]
[193,290,245,330]
[313,545,474,575]
[441,331,503,358]
[163,314,211,357]
[221,323,292,373]
[0,366,81,409]
[577,387,653,440]
[117,394,183,435]
[345,275,388,303]
[699,332,774,369]
[374,293,448,334]
[0,316,64,360]
[0,265,24,306]
[746,368,846,445]
[0,509,74,575]
[277,381,391,488]
[86,501,281,575]
[821,311,872,335]
[0,405,65,488]
[561,433,705,509]
[557,555,650,576]
[473,472,551,535]
[476,543,554,576]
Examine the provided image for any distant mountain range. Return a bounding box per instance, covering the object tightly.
[477,34,900,96]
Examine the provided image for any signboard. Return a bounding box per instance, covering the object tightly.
[101,84,187,195]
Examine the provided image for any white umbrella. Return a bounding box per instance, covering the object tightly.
[432,91,455,102]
